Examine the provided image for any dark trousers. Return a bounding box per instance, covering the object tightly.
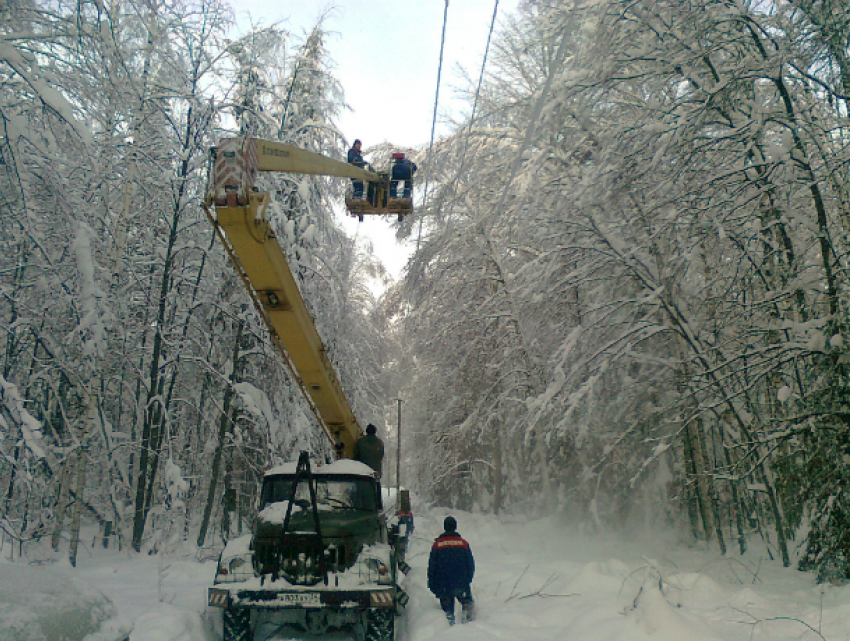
[390,180,412,198]
[352,180,364,198]
[438,588,474,623]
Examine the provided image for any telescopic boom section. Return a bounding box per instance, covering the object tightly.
[206,137,364,458]
[255,139,381,181]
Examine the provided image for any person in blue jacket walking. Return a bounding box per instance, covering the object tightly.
[427,516,475,625]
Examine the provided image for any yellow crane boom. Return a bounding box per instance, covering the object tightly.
[204,137,369,458]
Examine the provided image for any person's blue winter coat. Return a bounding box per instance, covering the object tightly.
[348,147,364,166]
[391,158,416,180]
[427,531,475,596]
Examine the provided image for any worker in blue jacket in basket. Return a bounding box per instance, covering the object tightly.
[427,516,475,625]
[389,153,417,198]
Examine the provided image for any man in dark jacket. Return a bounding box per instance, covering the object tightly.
[347,139,365,198]
[353,423,384,506]
[390,153,417,198]
[427,516,475,625]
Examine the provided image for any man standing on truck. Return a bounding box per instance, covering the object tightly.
[354,423,385,506]
[428,516,475,625]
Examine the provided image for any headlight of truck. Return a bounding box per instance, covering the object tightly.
[216,554,254,583]
[363,557,392,585]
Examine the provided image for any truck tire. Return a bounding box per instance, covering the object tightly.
[365,607,394,641]
[223,607,251,641]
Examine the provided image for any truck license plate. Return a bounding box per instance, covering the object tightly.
[279,592,321,605]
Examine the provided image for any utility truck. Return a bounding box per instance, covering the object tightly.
[203,138,410,641]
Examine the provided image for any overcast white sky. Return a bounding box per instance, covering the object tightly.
[232,0,519,280]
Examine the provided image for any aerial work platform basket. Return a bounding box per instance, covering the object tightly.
[344,152,415,221]
[344,180,414,222]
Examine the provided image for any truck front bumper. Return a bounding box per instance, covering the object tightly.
[208,586,395,609]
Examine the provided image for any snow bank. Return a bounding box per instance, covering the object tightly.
[0,561,114,641]
[127,604,205,641]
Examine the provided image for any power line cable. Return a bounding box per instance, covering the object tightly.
[417,0,450,251]
[449,0,499,201]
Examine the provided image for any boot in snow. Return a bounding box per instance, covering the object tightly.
[461,604,476,623]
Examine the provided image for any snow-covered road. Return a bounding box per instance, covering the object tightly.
[6,506,850,641]
[402,510,850,641]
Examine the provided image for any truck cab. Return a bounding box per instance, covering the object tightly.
[209,455,402,641]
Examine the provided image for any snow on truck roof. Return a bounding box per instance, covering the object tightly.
[264,459,376,478]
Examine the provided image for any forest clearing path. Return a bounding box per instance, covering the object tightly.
[12,506,848,641]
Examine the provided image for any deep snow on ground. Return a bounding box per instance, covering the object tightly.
[4,498,850,641]
[0,561,114,641]
[404,510,850,641]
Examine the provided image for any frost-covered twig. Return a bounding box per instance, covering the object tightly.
[621,563,668,613]
[504,564,529,602]
[508,568,579,600]
[516,573,578,600]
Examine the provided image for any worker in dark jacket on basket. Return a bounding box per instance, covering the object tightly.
[428,516,475,625]
[347,139,365,199]
[390,153,417,198]
[353,423,385,507]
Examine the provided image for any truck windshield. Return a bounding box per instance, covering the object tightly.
[261,477,377,512]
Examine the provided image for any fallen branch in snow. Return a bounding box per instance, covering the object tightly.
[697,555,763,584]
[504,564,530,602]
[518,591,579,600]
[510,573,579,600]
[621,564,668,613]
[729,606,826,640]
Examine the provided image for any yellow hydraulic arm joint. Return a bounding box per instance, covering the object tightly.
[205,137,364,458]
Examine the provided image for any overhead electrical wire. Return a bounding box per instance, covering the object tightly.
[450,0,499,201]
[417,0,450,250]
[416,0,500,250]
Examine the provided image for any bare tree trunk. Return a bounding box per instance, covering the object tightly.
[493,426,502,514]
[197,319,244,547]
[685,420,714,543]
[722,439,747,555]
[696,418,726,554]
[681,426,702,540]
[130,184,185,552]
[68,449,87,567]
[535,425,552,512]
[51,458,72,551]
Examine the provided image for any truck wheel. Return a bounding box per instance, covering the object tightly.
[223,607,252,641]
[365,607,394,641]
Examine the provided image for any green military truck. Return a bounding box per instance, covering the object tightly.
[208,452,408,641]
